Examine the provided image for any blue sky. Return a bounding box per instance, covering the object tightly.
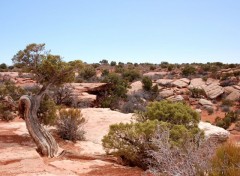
[0,0,240,65]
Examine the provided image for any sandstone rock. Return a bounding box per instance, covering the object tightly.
[172,79,188,88]
[189,78,206,89]
[159,89,174,98]
[195,109,202,113]
[206,78,220,85]
[127,81,143,94]
[199,99,213,107]
[180,78,190,84]
[226,90,240,101]
[203,84,224,99]
[167,95,184,102]
[156,79,173,86]
[233,85,240,91]
[143,71,168,77]
[224,86,237,94]
[198,121,230,142]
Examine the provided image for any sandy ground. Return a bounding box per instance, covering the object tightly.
[0,108,143,176]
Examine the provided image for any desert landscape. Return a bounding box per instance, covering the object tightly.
[0,56,240,175]
[1,1,240,175]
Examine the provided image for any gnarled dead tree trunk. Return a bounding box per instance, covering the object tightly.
[18,94,58,157]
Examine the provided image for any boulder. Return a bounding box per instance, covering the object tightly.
[195,109,202,113]
[198,121,230,142]
[172,79,188,88]
[226,90,240,101]
[167,95,184,102]
[159,89,174,98]
[224,86,237,94]
[156,79,173,86]
[127,81,143,94]
[203,84,224,99]
[206,78,220,85]
[189,78,206,89]
[199,99,213,107]
[143,71,168,77]
[180,78,190,84]
[233,85,240,91]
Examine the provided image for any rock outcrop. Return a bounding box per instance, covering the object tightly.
[159,89,174,98]
[199,98,213,107]
[167,95,184,102]
[203,84,224,99]
[189,78,206,89]
[198,121,230,142]
[172,79,188,88]
[226,90,240,101]
[143,71,168,77]
[127,81,143,94]
[156,79,173,86]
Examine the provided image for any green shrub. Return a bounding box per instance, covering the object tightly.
[38,96,57,125]
[103,120,195,168]
[209,143,240,176]
[122,69,141,82]
[215,111,238,129]
[110,61,116,66]
[101,73,128,108]
[141,76,152,91]
[80,65,96,80]
[102,101,203,169]
[182,65,196,76]
[0,104,16,121]
[144,100,200,128]
[57,108,85,142]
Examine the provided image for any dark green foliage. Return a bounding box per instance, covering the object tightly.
[144,101,200,128]
[101,73,128,108]
[0,63,7,69]
[122,69,141,82]
[102,120,164,168]
[101,69,109,77]
[182,65,196,76]
[57,108,85,142]
[99,59,109,65]
[102,101,202,168]
[0,81,26,100]
[0,105,15,121]
[141,76,152,91]
[215,111,239,129]
[38,96,57,125]
[79,65,96,80]
[110,61,117,66]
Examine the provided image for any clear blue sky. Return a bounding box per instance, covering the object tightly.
[1,0,240,65]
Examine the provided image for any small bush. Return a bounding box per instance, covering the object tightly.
[141,76,152,91]
[122,69,141,82]
[0,104,15,121]
[182,65,196,76]
[215,111,238,129]
[38,96,57,125]
[206,107,214,115]
[222,99,234,107]
[209,143,240,176]
[80,65,96,80]
[57,108,85,142]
